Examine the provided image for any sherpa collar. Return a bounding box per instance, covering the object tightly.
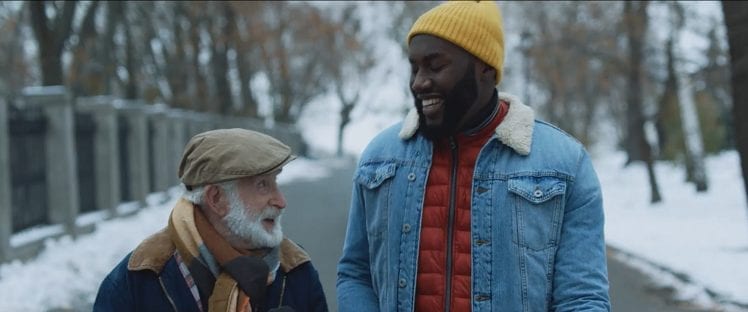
[398,92,534,155]
[128,200,310,274]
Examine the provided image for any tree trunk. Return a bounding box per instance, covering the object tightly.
[29,1,77,86]
[336,88,357,158]
[68,1,101,96]
[623,1,648,165]
[101,2,124,95]
[123,19,138,100]
[624,1,661,203]
[676,72,709,191]
[211,2,234,115]
[235,52,258,117]
[722,2,748,207]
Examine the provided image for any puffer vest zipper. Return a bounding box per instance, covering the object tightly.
[414,100,508,312]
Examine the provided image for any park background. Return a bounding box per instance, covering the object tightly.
[0,1,747,311]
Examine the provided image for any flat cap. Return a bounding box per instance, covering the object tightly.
[178,128,296,189]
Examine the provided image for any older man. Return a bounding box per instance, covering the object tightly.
[95,128,327,312]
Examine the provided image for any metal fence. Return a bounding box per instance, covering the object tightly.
[0,88,306,262]
[75,112,97,213]
[118,115,131,202]
[8,107,48,233]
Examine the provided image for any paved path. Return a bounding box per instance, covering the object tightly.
[282,159,723,312]
[281,159,357,312]
[607,248,714,312]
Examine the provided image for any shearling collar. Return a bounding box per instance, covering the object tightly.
[128,229,310,274]
[398,92,534,155]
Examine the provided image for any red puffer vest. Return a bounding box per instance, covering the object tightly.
[415,100,508,312]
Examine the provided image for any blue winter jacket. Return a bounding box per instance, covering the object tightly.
[94,230,328,312]
[336,92,610,311]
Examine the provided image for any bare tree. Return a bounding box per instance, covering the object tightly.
[317,4,375,157]
[519,2,622,146]
[0,2,30,99]
[29,1,77,86]
[250,2,337,124]
[721,1,748,209]
[229,2,263,117]
[662,2,708,191]
[207,1,235,115]
[624,0,662,203]
[67,1,101,96]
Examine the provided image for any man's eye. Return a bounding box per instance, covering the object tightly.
[258,180,267,188]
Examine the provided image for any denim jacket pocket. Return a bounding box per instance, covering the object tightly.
[508,175,566,251]
[356,162,397,189]
[355,162,398,237]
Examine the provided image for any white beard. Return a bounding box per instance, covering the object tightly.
[223,192,284,249]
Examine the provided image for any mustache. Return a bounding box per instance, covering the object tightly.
[257,207,283,220]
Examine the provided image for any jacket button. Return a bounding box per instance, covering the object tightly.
[402,224,411,233]
[533,189,543,198]
[398,278,407,288]
[407,173,416,181]
[475,239,489,246]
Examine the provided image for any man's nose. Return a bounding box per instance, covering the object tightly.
[411,71,432,94]
[270,187,287,209]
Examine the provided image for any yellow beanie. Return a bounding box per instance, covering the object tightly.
[407,1,505,85]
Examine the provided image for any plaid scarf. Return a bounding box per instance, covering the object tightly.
[168,198,279,312]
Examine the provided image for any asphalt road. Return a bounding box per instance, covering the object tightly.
[281,159,724,312]
[281,159,357,312]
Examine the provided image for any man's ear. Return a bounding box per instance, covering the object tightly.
[204,184,229,217]
[479,61,496,84]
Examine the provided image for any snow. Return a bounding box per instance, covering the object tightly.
[0,160,331,311]
[597,150,748,310]
[9,224,64,248]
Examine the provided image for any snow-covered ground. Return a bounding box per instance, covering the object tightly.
[0,152,746,311]
[0,158,335,311]
[597,151,748,311]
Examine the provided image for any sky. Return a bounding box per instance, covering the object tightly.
[0,151,746,311]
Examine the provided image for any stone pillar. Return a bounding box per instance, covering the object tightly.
[22,86,79,236]
[149,107,171,192]
[77,96,121,217]
[0,98,12,261]
[118,102,151,205]
[168,110,187,185]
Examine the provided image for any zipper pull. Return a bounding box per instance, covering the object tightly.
[449,136,457,150]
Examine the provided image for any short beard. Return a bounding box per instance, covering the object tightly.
[222,185,284,249]
[414,65,478,140]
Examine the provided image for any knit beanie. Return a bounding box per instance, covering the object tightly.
[407,1,505,85]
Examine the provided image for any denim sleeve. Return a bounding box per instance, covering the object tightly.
[551,150,611,311]
[336,182,380,312]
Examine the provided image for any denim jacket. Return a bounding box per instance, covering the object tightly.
[337,92,610,312]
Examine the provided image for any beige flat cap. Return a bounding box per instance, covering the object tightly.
[178,128,296,189]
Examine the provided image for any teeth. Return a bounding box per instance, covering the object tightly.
[423,98,440,106]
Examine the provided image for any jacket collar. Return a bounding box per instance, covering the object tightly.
[128,229,310,274]
[398,92,534,155]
